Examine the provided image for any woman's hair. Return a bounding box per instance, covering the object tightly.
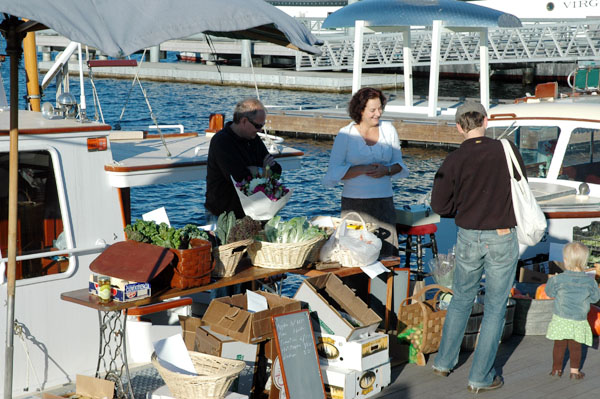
[348,87,387,123]
[562,242,590,272]
[233,97,265,124]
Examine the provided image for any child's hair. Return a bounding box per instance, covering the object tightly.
[562,242,590,272]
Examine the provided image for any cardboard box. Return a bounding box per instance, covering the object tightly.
[294,273,381,341]
[89,274,150,302]
[195,325,259,397]
[321,362,391,399]
[518,261,563,283]
[315,332,389,371]
[396,205,440,227]
[76,375,114,399]
[148,384,248,399]
[202,291,301,344]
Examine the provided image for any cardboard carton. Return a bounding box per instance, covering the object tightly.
[294,273,381,341]
[149,384,248,399]
[315,332,389,371]
[396,205,440,227]
[321,362,391,399]
[202,291,301,344]
[195,325,259,397]
[518,261,563,283]
[89,274,150,302]
[75,375,114,399]
[179,315,205,350]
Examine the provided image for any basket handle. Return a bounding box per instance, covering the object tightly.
[335,211,368,239]
[399,284,453,308]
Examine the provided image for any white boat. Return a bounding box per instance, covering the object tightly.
[0,67,303,398]
[436,81,600,260]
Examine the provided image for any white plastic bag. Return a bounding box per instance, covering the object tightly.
[320,212,382,267]
[501,139,547,246]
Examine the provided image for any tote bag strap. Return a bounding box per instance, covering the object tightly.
[500,139,525,180]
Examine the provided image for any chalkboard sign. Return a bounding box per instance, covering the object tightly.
[271,310,325,399]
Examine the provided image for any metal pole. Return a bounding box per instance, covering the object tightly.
[351,20,364,95]
[402,28,413,107]
[428,20,442,118]
[4,24,23,399]
[479,28,490,111]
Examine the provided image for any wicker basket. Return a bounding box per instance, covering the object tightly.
[327,212,380,267]
[248,235,322,269]
[212,239,253,278]
[397,284,453,355]
[151,351,245,399]
[169,238,214,289]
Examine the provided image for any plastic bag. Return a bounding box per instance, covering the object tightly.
[320,212,382,267]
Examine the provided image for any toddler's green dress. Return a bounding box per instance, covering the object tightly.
[546,314,593,346]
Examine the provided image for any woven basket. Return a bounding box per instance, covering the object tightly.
[328,212,380,267]
[212,238,253,278]
[151,351,245,399]
[248,235,322,269]
[169,239,214,289]
[397,284,453,355]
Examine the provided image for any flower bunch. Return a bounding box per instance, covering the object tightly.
[235,173,289,202]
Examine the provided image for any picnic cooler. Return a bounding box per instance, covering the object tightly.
[170,238,214,289]
[397,284,453,355]
[212,238,253,277]
[151,351,245,399]
[247,235,322,269]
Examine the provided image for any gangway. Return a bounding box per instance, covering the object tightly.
[299,20,600,70]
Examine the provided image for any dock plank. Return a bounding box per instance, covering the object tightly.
[373,335,600,399]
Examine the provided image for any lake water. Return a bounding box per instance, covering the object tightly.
[0,56,563,295]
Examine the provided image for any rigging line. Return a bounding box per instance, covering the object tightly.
[248,43,260,100]
[114,51,146,130]
[14,321,42,393]
[205,35,223,84]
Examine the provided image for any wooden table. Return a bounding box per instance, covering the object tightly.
[60,257,402,398]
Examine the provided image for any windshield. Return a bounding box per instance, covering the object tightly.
[558,128,600,183]
[486,125,560,178]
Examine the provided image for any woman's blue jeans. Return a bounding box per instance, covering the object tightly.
[433,227,518,388]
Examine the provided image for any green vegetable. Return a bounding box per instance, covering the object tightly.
[228,216,262,244]
[124,219,209,249]
[261,216,327,243]
[216,211,236,246]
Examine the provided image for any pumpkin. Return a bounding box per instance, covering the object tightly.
[588,305,600,336]
[535,284,553,300]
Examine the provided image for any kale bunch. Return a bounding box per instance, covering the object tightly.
[124,220,210,249]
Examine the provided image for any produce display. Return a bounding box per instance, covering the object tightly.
[262,216,327,244]
[124,219,209,249]
[215,211,262,245]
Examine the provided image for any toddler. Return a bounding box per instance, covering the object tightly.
[546,242,600,379]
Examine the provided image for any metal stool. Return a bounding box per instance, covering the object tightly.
[397,223,439,281]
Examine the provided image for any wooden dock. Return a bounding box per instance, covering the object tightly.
[375,335,600,399]
[266,105,464,146]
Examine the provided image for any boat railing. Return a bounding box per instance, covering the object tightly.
[148,124,185,134]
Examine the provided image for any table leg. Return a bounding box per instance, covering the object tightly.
[385,270,394,331]
[96,309,135,399]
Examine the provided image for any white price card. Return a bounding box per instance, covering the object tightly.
[360,261,389,279]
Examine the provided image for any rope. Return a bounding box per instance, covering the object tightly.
[205,35,223,84]
[14,320,42,392]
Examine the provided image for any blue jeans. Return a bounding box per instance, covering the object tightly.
[433,227,518,388]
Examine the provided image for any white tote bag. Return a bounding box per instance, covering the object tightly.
[501,139,547,246]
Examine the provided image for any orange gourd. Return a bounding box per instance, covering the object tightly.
[535,284,553,300]
[588,305,600,336]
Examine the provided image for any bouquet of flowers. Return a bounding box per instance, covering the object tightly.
[232,168,293,220]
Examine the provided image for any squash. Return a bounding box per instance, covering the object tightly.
[535,284,553,300]
[588,305,600,336]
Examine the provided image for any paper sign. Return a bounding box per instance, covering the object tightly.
[153,334,196,375]
[143,207,170,226]
[360,262,388,279]
[247,290,269,313]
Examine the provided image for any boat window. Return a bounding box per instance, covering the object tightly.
[559,128,600,183]
[486,125,560,178]
[0,150,68,280]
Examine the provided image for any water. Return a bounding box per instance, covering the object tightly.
[0,55,567,295]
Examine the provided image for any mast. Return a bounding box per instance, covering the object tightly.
[23,25,41,112]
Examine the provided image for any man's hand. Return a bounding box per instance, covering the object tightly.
[263,154,276,169]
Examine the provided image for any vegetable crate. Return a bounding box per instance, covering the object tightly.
[397,284,453,356]
[573,222,600,265]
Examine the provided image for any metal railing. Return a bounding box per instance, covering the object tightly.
[298,20,600,70]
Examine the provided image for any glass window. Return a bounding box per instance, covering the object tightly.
[0,150,68,280]
[559,128,600,183]
[486,125,560,178]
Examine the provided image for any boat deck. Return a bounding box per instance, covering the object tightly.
[35,334,600,399]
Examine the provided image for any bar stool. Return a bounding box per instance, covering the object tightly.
[396,223,439,281]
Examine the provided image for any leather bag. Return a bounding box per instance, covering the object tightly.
[501,139,547,246]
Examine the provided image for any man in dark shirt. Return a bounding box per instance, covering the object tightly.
[205,98,282,221]
[430,101,524,393]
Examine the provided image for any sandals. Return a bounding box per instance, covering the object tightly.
[549,370,562,377]
[570,371,585,380]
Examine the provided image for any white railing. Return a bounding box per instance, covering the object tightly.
[298,20,600,70]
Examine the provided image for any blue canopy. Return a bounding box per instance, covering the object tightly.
[323,0,521,29]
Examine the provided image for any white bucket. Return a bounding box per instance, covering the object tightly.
[127,318,154,364]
